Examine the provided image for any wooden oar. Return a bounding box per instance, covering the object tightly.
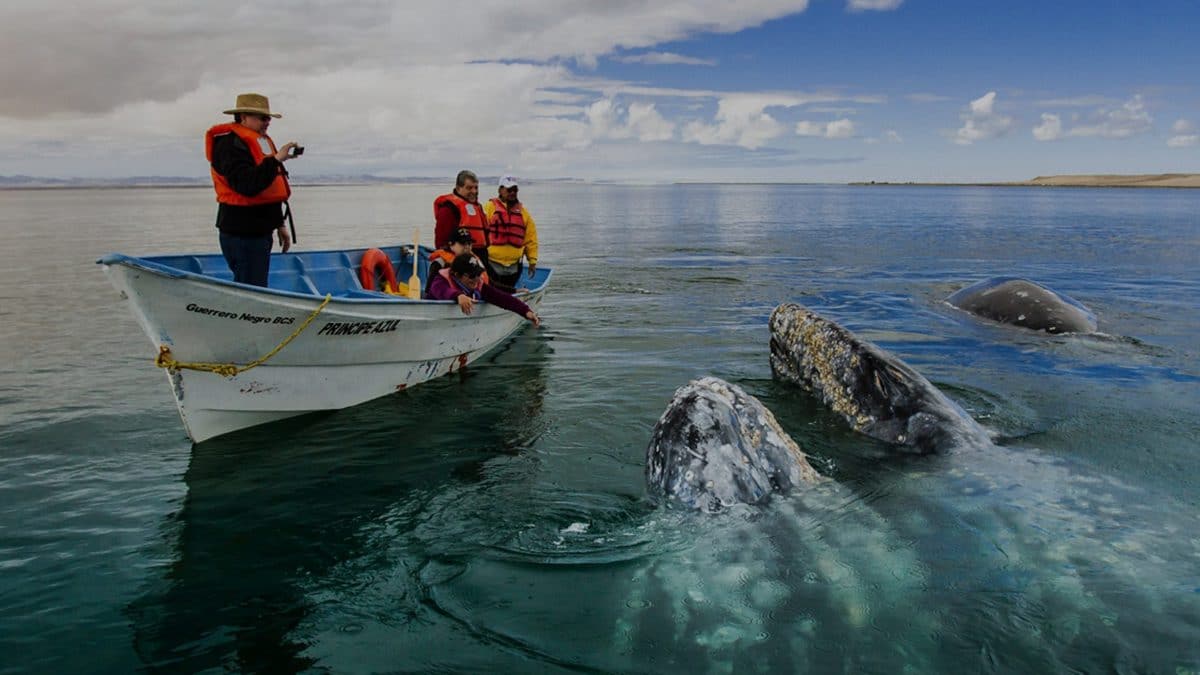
[407,227,421,299]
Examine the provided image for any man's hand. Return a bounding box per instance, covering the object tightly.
[456,294,475,315]
[525,310,541,327]
[274,142,299,163]
[277,226,292,253]
[527,262,537,278]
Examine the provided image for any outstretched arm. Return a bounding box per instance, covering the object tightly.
[481,284,539,325]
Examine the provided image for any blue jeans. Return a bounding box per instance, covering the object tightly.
[219,232,273,287]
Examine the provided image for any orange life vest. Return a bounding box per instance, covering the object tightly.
[486,197,527,248]
[205,123,291,206]
[433,193,488,248]
[429,249,489,285]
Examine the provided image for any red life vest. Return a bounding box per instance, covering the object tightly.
[429,249,489,285]
[433,193,488,248]
[205,123,291,206]
[486,197,527,248]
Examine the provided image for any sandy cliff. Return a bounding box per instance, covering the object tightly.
[1023,174,1200,187]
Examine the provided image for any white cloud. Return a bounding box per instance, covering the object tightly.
[614,51,717,66]
[611,85,884,106]
[1168,119,1198,147]
[625,103,676,141]
[796,118,856,138]
[907,93,952,103]
[1032,113,1063,141]
[0,1,837,177]
[847,0,903,11]
[825,118,856,138]
[586,99,675,141]
[952,91,1014,145]
[0,0,813,118]
[794,121,824,136]
[1031,96,1157,144]
[1067,95,1152,139]
[586,99,622,137]
[1034,95,1114,107]
[969,92,998,116]
[863,129,902,144]
[682,94,805,149]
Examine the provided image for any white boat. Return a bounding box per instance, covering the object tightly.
[98,244,550,442]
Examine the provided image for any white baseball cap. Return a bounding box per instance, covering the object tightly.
[499,175,519,188]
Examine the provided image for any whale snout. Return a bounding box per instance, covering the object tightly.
[768,303,989,453]
[646,377,821,512]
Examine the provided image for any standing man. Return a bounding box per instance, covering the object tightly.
[433,170,490,270]
[205,93,301,287]
[482,176,539,292]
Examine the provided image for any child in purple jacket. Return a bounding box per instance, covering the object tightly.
[426,253,541,327]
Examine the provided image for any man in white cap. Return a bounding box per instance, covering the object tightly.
[482,175,539,292]
[204,93,302,287]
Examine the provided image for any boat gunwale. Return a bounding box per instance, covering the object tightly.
[97,247,552,306]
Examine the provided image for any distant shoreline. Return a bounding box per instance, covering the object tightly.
[849,173,1200,188]
[4,173,1199,190]
[0,181,442,191]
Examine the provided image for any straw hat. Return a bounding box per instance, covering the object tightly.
[222,93,282,118]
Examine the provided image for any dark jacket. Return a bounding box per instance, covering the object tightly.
[210,134,286,237]
[426,272,533,318]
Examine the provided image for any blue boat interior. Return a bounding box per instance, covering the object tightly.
[100,245,550,300]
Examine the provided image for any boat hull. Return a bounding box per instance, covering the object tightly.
[102,258,545,442]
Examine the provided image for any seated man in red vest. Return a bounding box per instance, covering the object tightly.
[483,175,539,293]
[426,254,540,327]
[206,93,302,287]
[433,170,490,270]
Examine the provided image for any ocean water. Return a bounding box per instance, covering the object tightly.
[0,184,1197,673]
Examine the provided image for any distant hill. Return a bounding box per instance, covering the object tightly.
[851,173,1200,188]
[1022,174,1200,187]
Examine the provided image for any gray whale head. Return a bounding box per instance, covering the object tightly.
[947,277,1096,334]
[769,303,989,454]
[645,377,822,512]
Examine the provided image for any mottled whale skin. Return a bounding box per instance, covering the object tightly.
[646,377,822,511]
[769,303,990,454]
[947,277,1097,334]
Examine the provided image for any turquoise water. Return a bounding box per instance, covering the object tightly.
[1,184,1197,673]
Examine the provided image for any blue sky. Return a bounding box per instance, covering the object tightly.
[1,0,1197,182]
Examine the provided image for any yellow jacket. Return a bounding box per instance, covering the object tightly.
[483,199,539,268]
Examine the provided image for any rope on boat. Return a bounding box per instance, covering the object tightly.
[155,294,332,378]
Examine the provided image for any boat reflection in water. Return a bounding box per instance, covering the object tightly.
[125,333,551,673]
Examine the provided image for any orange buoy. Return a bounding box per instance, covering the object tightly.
[359,248,399,293]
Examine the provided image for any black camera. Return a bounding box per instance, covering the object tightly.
[290,145,305,157]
